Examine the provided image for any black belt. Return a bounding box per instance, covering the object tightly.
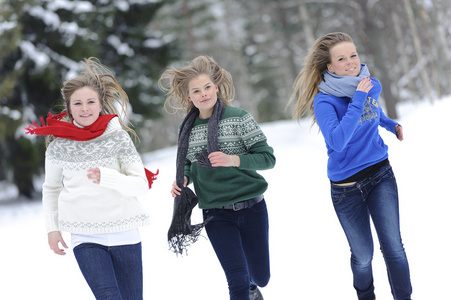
[220,195,264,211]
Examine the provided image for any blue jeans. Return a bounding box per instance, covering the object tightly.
[331,164,412,300]
[203,199,270,300]
[73,242,143,300]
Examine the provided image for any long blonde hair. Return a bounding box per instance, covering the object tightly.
[60,57,137,139]
[288,32,354,123]
[158,56,235,114]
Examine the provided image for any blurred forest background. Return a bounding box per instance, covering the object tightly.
[0,0,450,199]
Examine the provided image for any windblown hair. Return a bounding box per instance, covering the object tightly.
[158,56,235,114]
[288,32,353,124]
[58,57,137,140]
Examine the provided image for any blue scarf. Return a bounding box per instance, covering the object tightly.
[318,64,370,99]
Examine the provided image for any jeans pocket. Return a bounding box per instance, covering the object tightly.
[331,191,345,205]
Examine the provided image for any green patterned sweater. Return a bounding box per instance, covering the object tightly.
[184,105,276,209]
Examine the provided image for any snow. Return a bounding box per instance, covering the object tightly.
[19,41,51,69]
[107,35,135,57]
[0,97,450,299]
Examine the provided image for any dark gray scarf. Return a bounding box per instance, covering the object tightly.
[168,100,225,255]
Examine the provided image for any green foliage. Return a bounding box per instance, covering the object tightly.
[9,136,43,198]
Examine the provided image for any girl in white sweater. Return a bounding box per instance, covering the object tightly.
[26,57,156,300]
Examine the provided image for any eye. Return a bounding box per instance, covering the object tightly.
[338,58,344,62]
[351,54,357,58]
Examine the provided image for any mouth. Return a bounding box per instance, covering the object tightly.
[80,114,92,118]
[200,98,210,103]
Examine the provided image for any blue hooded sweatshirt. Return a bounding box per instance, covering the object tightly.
[314,78,399,182]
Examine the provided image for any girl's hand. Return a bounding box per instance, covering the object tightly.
[395,124,404,141]
[208,151,239,167]
[48,231,68,256]
[87,168,101,184]
[356,77,373,93]
[171,176,188,197]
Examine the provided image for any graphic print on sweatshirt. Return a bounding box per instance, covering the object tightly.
[359,96,379,125]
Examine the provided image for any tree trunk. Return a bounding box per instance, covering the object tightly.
[430,0,451,96]
[419,0,441,99]
[276,0,300,84]
[403,0,434,103]
[298,0,315,46]
[356,0,399,119]
[391,11,416,100]
[183,0,196,58]
[221,1,259,119]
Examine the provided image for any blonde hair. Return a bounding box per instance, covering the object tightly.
[158,56,235,113]
[288,32,354,123]
[60,57,137,139]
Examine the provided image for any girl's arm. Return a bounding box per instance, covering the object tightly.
[233,113,275,171]
[235,140,275,171]
[315,92,365,152]
[42,157,63,233]
[96,132,148,197]
[314,78,373,152]
[379,108,402,140]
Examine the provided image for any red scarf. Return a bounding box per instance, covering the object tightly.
[25,111,158,189]
[25,111,116,141]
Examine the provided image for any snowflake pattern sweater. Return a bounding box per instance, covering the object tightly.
[42,117,150,234]
[184,106,276,209]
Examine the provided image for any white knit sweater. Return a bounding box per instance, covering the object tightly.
[42,117,150,234]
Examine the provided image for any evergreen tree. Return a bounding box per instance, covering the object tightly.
[0,0,178,198]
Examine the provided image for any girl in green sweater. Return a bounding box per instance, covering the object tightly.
[159,56,275,300]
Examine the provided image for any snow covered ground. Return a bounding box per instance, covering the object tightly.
[0,97,449,299]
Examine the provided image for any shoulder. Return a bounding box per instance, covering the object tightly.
[370,77,382,92]
[314,92,342,107]
[46,137,66,156]
[370,77,381,85]
[104,116,122,133]
[222,105,249,118]
[103,117,131,138]
[101,117,135,146]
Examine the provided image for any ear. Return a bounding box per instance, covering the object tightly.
[327,64,333,73]
[187,97,191,101]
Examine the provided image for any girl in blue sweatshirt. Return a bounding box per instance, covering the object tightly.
[289,32,412,300]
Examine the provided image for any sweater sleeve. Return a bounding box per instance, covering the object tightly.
[98,164,148,197]
[98,132,148,197]
[238,140,275,171]
[236,113,276,171]
[42,155,63,233]
[314,90,367,152]
[379,108,399,135]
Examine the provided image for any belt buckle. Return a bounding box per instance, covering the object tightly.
[232,202,239,211]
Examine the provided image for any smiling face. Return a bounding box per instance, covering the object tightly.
[69,86,102,127]
[327,42,361,77]
[188,74,219,119]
